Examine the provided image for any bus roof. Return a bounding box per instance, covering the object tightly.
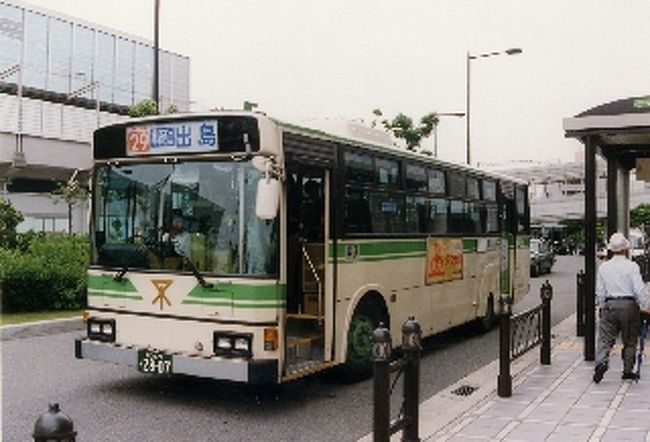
[95,110,527,186]
[274,117,528,186]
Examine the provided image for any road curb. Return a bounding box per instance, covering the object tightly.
[1,317,84,341]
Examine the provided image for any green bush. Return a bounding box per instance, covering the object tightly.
[0,234,89,312]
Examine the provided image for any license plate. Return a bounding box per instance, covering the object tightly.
[137,349,173,375]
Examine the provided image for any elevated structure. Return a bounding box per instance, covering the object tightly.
[491,160,648,223]
[0,1,190,232]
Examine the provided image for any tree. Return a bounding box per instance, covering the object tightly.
[50,178,89,235]
[0,198,24,249]
[128,99,158,117]
[371,109,439,151]
[128,99,178,117]
[631,203,650,229]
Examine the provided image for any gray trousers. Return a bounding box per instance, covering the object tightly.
[596,299,640,373]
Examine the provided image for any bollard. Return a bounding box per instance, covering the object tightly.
[576,270,585,337]
[33,403,76,442]
[401,316,421,442]
[540,280,553,365]
[497,294,512,398]
[372,323,391,442]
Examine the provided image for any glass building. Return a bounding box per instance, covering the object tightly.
[0,0,191,233]
[0,1,189,110]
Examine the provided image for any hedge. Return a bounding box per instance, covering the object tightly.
[0,234,89,313]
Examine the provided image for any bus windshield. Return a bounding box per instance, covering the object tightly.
[91,160,278,276]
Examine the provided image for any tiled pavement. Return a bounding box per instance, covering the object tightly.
[361,313,650,441]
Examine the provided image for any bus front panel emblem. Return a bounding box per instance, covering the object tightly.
[151,279,173,310]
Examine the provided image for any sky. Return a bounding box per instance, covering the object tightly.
[19,0,650,166]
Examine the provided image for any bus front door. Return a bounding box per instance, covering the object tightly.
[284,167,329,378]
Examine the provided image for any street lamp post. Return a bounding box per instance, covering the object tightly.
[466,47,522,166]
[154,0,160,113]
[433,112,465,158]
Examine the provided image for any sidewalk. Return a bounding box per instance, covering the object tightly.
[0,317,82,341]
[361,313,650,441]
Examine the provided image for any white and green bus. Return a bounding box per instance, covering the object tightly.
[75,111,530,383]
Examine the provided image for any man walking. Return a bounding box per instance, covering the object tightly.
[593,232,648,383]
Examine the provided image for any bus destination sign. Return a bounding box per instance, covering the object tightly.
[126,120,218,156]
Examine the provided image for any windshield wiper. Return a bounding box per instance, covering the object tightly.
[179,254,214,289]
[113,241,152,282]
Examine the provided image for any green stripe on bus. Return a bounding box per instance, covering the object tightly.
[330,238,488,262]
[462,239,477,252]
[331,252,426,264]
[332,240,425,258]
[88,274,138,292]
[88,290,143,300]
[181,299,286,308]
[185,283,286,301]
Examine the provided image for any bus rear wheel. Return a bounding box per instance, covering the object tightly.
[343,303,382,379]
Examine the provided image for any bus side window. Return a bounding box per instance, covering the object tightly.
[345,187,372,234]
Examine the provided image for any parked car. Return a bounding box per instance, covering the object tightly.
[530,238,555,276]
[629,228,646,259]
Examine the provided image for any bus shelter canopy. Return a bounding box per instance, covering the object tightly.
[564,95,650,161]
[563,95,650,362]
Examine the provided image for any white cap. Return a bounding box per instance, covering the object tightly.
[608,232,630,252]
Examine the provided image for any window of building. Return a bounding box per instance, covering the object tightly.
[72,25,95,99]
[48,18,72,94]
[115,37,134,106]
[134,43,154,103]
[24,11,48,89]
[95,31,115,102]
[0,3,23,82]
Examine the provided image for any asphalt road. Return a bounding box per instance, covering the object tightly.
[1,255,582,442]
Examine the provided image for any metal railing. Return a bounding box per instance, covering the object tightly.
[372,316,421,442]
[498,281,553,397]
[301,244,322,320]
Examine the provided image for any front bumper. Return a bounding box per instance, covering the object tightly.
[75,338,278,384]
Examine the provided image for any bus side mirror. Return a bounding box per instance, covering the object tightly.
[252,156,281,219]
[256,177,280,219]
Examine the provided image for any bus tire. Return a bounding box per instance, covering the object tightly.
[477,294,496,332]
[342,301,383,380]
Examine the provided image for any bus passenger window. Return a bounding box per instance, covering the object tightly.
[344,187,372,233]
[369,192,404,233]
[429,198,448,234]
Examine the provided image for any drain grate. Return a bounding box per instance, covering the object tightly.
[451,385,477,396]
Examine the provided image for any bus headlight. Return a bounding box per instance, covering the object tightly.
[87,318,116,342]
[213,332,252,358]
[216,336,232,352]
